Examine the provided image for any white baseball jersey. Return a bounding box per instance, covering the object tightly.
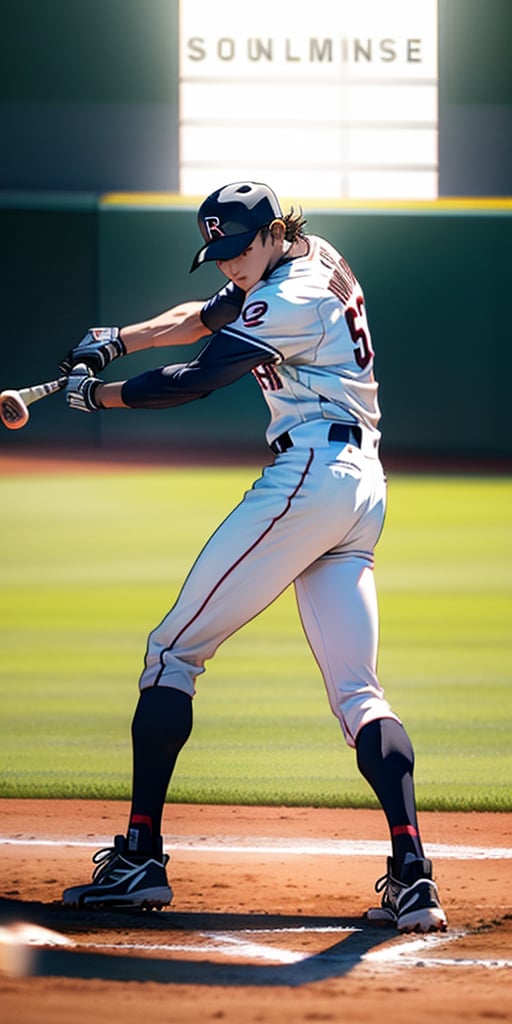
[220,235,381,446]
[122,235,381,454]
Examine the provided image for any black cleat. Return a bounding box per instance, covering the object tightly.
[62,834,172,910]
[367,853,447,933]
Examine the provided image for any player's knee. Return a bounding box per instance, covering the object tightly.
[139,646,203,694]
[331,689,398,748]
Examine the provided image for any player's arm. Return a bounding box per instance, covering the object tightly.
[121,284,245,351]
[66,329,280,411]
[59,283,245,374]
[120,301,208,353]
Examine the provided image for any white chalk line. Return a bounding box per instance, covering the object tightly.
[362,932,512,972]
[71,929,512,972]
[84,926,357,965]
[1,835,512,859]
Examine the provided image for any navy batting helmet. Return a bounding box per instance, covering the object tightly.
[190,182,283,272]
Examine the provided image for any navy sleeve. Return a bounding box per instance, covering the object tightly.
[121,330,279,409]
[200,282,245,332]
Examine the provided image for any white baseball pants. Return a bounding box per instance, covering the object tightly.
[139,430,400,746]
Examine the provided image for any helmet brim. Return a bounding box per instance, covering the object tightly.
[190,227,259,272]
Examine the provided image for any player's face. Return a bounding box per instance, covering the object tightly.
[216,232,277,291]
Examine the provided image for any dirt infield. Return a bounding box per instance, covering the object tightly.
[0,801,511,1024]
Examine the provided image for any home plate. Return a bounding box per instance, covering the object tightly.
[0,922,75,977]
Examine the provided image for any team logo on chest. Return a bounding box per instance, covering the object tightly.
[243,301,268,328]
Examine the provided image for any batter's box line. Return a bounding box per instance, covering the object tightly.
[2,836,512,860]
[92,928,457,968]
[363,932,512,971]
[77,928,512,972]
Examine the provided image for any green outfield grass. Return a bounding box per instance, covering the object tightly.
[1,463,511,811]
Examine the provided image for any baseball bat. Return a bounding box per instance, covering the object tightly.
[0,376,68,430]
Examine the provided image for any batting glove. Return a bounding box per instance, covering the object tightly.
[59,327,126,375]
[65,364,103,413]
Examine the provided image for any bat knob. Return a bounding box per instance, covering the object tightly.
[0,390,30,430]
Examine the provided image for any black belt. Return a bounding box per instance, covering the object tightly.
[270,423,362,455]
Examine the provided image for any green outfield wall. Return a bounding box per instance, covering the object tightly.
[1,196,511,460]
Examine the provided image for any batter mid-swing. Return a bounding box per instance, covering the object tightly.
[60,182,447,933]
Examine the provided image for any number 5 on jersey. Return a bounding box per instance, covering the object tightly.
[345,296,374,369]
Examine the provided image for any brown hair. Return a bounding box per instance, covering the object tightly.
[283,206,308,242]
[261,207,307,246]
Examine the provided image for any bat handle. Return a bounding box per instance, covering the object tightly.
[19,377,68,407]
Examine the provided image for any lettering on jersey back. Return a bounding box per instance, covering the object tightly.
[320,245,356,305]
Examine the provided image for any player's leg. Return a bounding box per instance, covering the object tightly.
[138,451,322,693]
[126,450,380,855]
[295,554,447,931]
[295,554,421,853]
[63,454,325,905]
[356,718,423,866]
[294,554,399,745]
[128,687,193,855]
[62,687,191,908]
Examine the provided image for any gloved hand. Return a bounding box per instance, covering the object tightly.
[65,363,103,412]
[59,327,126,374]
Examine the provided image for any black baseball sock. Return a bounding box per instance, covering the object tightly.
[127,686,193,858]
[355,718,424,875]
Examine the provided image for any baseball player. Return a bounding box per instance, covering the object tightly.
[59,182,447,933]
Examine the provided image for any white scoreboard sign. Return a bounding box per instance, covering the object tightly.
[179,0,438,200]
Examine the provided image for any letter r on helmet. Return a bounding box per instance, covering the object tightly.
[204,216,225,240]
